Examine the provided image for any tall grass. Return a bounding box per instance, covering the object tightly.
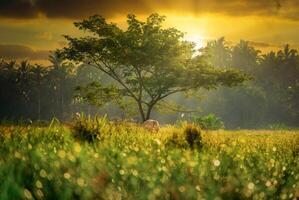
[0,117,298,199]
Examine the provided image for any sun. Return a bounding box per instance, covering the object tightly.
[185,35,206,49]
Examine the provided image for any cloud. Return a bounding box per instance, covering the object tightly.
[0,44,50,60]
[0,0,149,19]
[0,0,39,18]
[247,41,286,52]
[36,32,53,40]
[248,41,272,48]
[0,0,299,20]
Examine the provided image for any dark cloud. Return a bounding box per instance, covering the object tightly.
[0,44,50,60]
[247,41,286,50]
[0,0,150,19]
[248,41,272,48]
[0,0,299,20]
[0,0,39,18]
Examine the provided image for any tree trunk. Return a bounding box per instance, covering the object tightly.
[60,80,64,120]
[137,101,146,122]
[145,104,154,121]
[38,85,41,120]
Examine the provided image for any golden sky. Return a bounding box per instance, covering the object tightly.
[0,0,299,64]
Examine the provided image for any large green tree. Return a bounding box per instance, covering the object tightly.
[58,14,248,121]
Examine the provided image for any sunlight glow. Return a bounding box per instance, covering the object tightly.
[185,35,206,49]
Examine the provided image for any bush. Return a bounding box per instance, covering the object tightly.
[184,124,202,149]
[164,124,202,150]
[72,114,109,142]
[267,123,291,130]
[192,114,224,130]
[165,131,189,149]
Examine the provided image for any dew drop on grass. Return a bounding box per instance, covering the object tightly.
[36,189,44,198]
[64,172,71,179]
[77,178,85,187]
[247,182,255,190]
[39,169,47,178]
[23,189,33,199]
[119,169,125,175]
[36,180,43,188]
[178,186,186,193]
[213,159,221,167]
[265,181,271,187]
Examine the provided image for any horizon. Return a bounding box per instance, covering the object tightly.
[1,0,299,64]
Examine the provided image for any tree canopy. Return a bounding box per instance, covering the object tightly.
[58,13,249,121]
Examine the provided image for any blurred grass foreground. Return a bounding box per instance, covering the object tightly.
[0,117,298,200]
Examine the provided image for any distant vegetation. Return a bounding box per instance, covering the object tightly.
[198,39,299,128]
[0,118,298,199]
[191,114,224,130]
[0,14,299,129]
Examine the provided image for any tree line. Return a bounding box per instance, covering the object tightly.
[1,40,298,128]
[198,38,299,128]
[0,53,102,121]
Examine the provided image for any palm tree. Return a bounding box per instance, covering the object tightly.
[2,60,17,79]
[277,45,299,87]
[232,40,260,72]
[48,52,74,119]
[0,60,18,114]
[278,44,297,61]
[201,37,232,68]
[31,64,48,120]
[15,60,32,105]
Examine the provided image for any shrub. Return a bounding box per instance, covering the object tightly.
[72,114,109,142]
[165,131,189,149]
[164,124,202,150]
[192,114,224,130]
[184,124,202,149]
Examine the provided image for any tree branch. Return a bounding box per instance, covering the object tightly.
[89,58,139,101]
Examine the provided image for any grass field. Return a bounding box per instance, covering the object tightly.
[0,118,298,200]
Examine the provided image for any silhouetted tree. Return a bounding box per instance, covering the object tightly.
[31,64,48,120]
[48,52,76,119]
[232,40,260,72]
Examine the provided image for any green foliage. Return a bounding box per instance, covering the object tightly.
[0,122,299,199]
[192,114,224,130]
[74,82,123,107]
